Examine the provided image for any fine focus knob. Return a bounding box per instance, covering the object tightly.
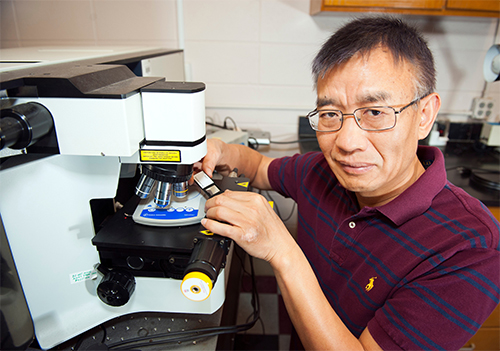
[97,269,136,307]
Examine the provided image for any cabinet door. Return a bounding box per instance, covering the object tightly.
[462,328,500,351]
[324,0,445,9]
[447,0,500,12]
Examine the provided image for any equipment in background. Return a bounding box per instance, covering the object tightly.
[480,122,500,147]
[484,44,500,82]
[480,44,500,147]
[0,62,247,350]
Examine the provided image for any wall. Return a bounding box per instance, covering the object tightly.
[1,0,499,145]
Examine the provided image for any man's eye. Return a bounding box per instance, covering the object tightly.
[357,108,391,119]
[319,111,341,118]
[366,109,383,117]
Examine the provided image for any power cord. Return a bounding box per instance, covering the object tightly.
[75,254,261,351]
[206,116,239,131]
[261,189,296,223]
[223,116,238,131]
[250,137,319,151]
[236,250,265,335]
[107,256,260,350]
[270,138,318,144]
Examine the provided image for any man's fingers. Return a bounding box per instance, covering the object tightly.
[201,218,237,240]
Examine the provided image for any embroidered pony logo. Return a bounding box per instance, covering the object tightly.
[365,277,377,292]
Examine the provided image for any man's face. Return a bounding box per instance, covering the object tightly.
[316,47,425,206]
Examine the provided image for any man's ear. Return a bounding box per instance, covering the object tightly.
[418,93,441,140]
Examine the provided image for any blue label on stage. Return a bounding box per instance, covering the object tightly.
[140,206,199,220]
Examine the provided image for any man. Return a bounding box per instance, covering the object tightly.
[198,17,500,350]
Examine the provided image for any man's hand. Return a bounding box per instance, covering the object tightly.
[194,139,380,349]
[193,138,231,179]
[201,190,294,264]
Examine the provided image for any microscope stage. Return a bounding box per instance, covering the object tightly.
[91,175,250,279]
[92,196,205,278]
[132,187,207,227]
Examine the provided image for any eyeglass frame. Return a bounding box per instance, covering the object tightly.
[306,95,427,132]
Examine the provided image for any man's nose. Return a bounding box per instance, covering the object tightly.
[334,114,367,153]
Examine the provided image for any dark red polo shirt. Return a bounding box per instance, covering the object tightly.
[269,146,500,350]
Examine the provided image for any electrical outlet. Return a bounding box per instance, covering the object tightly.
[471,97,496,120]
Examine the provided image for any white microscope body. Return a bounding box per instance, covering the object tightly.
[0,63,231,349]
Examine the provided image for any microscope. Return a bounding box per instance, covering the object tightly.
[0,62,247,349]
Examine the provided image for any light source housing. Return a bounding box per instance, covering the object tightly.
[483,44,500,82]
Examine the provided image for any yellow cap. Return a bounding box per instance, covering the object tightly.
[181,271,213,301]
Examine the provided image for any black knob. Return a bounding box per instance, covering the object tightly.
[97,269,135,307]
[0,102,53,150]
[126,256,145,270]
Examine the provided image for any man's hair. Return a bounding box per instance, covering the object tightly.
[312,16,436,99]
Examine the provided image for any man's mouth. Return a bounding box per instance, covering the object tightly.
[337,161,375,174]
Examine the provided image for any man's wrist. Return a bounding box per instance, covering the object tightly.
[269,236,303,275]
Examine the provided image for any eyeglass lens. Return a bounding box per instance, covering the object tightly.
[310,107,396,131]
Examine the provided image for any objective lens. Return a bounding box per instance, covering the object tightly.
[135,174,156,199]
[155,181,173,208]
[173,181,189,199]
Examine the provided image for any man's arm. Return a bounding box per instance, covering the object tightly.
[199,138,274,190]
[201,187,383,350]
[273,236,383,350]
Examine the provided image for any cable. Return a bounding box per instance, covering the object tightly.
[263,190,281,218]
[270,138,318,144]
[282,202,297,222]
[100,325,107,344]
[262,190,296,223]
[74,325,107,350]
[73,333,85,350]
[205,117,240,131]
[74,252,261,350]
[107,305,259,350]
[245,255,264,334]
[223,116,238,130]
[104,256,261,350]
[248,137,259,150]
[206,121,227,129]
[110,326,250,350]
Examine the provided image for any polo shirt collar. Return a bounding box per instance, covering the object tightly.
[371,146,447,226]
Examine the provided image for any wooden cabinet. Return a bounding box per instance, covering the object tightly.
[447,0,500,12]
[310,0,500,17]
[461,304,499,350]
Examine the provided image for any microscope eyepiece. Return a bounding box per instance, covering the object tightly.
[0,102,53,150]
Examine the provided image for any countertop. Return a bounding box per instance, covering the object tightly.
[442,142,499,207]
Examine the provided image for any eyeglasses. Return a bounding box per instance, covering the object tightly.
[307,96,424,132]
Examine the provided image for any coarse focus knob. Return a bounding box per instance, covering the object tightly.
[97,269,136,307]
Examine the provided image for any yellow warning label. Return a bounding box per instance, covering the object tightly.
[237,182,249,188]
[200,230,214,236]
[140,150,181,162]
